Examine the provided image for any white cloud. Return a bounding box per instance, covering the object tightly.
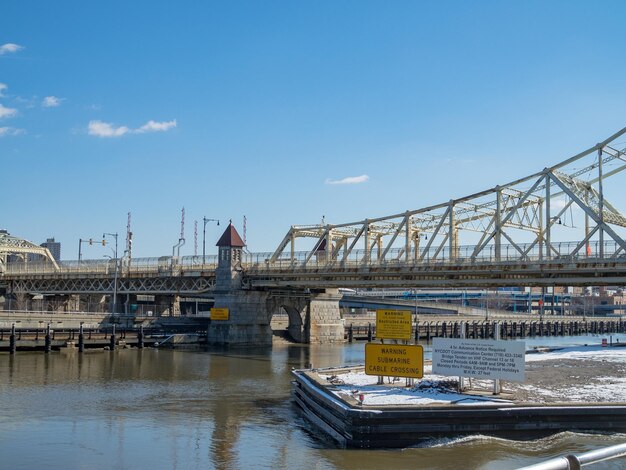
[136,119,177,133]
[0,104,17,119]
[87,118,177,137]
[88,120,130,137]
[0,83,7,97]
[0,43,24,55]
[42,96,64,108]
[0,127,25,137]
[325,174,370,185]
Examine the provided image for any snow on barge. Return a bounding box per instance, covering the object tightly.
[292,344,626,448]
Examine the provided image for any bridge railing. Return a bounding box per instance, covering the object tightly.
[3,254,219,276]
[2,240,623,276]
[244,240,624,271]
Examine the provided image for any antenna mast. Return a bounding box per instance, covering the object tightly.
[125,211,132,259]
[194,220,198,256]
[180,207,185,240]
[243,215,247,246]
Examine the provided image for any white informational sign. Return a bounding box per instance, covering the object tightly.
[432,338,525,382]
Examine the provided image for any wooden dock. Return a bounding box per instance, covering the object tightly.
[345,317,625,341]
[0,326,207,352]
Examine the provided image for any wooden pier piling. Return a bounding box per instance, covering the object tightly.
[109,325,116,351]
[78,323,84,353]
[44,324,51,353]
[9,324,16,354]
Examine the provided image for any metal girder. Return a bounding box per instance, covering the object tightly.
[553,171,626,227]
[268,128,626,268]
[246,255,626,289]
[0,232,59,273]
[10,276,215,296]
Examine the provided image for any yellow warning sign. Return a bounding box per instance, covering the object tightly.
[376,309,413,340]
[365,343,424,379]
[211,307,229,321]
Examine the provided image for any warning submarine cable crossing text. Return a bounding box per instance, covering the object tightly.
[365,344,424,379]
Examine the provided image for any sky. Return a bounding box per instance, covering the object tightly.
[2,1,626,259]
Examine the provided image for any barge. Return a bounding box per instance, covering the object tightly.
[292,346,626,448]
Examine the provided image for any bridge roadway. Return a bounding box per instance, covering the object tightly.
[2,240,626,296]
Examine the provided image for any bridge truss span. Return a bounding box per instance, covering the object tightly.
[2,256,217,297]
[4,128,626,296]
[9,275,215,296]
[268,128,626,272]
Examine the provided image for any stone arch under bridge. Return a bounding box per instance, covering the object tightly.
[267,294,310,343]
[208,289,345,346]
[266,290,346,344]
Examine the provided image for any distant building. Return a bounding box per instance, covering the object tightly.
[41,237,61,261]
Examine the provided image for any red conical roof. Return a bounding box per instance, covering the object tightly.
[216,223,245,247]
[314,239,327,252]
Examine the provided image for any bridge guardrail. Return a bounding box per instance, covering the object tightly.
[244,240,625,272]
[3,255,219,276]
[2,240,624,277]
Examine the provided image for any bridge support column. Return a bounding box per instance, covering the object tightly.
[207,291,272,346]
[308,289,344,344]
[171,295,182,316]
[67,295,81,312]
[208,223,344,345]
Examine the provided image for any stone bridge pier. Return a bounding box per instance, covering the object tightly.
[205,223,344,346]
[208,288,344,346]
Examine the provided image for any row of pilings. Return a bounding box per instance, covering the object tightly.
[346,319,626,342]
[1,324,146,354]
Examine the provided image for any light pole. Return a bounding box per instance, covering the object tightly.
[202,217,220,264]
[103,233,118,313]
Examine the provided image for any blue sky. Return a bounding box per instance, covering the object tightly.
[2,1,626,259]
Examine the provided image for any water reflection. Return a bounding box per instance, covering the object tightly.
[0,340,625,469]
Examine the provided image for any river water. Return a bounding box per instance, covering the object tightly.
[1,335,626,470]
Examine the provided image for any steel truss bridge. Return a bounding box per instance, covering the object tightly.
[3,128,626,295]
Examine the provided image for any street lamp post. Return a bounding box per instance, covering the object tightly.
[202,217,220,264]
[103,233,118,313]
